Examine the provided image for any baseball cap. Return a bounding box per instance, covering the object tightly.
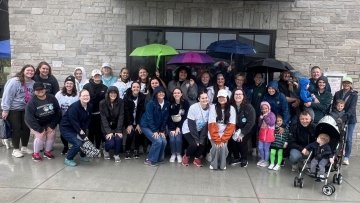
[102,63,111,68]
[217,89,228,98]
[33,82,45,91]
[91,69,102,77]
[342,76,353,84]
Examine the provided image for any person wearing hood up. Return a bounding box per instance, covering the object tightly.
[262,81,290,125]
[83,69,108,152]
[73,67,89,93]
[257,101,276,168]
[308,76,332,124]
[99,86,124,162]
[299,78,316,120]
[140,86,170,166]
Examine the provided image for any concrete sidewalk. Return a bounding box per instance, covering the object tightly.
[1,144,359,203]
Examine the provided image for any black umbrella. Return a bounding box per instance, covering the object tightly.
[246,58,294,73]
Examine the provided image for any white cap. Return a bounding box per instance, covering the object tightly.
[102,63,111,68]
[217,89,228,98]
[342,76,353,84]
[91,69,102,77]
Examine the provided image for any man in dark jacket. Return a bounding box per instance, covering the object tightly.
[289,111,316,171]
[308,66,331,94]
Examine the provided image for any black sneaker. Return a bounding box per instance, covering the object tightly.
[229,158,241,166]
[125,151,131,160]
[133,150,139,159]
[240,160,248,168]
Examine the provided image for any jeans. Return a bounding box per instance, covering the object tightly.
[168,131,182,154]
[289,148,304,165]
[258,141,271,162]
[141,127,167,163]
[345,123,356,158]
[104,134,123,155]
[61,131,85,160]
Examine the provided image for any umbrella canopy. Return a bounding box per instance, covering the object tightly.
[130,43,178,68]
[206,40,256,59]
[130,43,178,57]
[246,58,294,73]
[0,40,10,59]
[167,52,214,65]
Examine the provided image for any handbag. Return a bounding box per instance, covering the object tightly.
[0,119,12,139]
[80,137,100,157]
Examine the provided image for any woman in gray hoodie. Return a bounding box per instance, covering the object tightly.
[1,64,35,158]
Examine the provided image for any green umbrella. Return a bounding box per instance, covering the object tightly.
[130,44,178,68]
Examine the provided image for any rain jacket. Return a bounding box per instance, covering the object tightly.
[299,78,314,103]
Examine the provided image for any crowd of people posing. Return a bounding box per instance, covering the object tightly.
[0,62,358,171]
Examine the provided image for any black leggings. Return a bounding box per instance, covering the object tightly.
[125,126,145,151]
[88,114,103,149]
[8,110,30,149]
[183,133,205,158]
[228,134,251,161]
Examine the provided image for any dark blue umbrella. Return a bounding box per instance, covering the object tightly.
[0,40,10,59]
[206,40,256,61]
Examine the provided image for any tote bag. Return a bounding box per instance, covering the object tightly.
[0,119,12,139]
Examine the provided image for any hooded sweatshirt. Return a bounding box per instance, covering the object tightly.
[113,78,133,99]
[1,77,35,112]
[299,78,314,103]
[83,79,108,113]
[33,74,59,95]
[99,86,124,134]
[258,101,276,142]
[140,86,170,132]
[73,67,89,93]
[262,81,290,124]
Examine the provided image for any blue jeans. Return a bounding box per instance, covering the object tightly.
[258,141,271,161]
[141,127,167,163]
[104,135,123,156]
[61,131,85,160]
[168,131,182,154]
[289,148,303,165]
[345,123,356,158]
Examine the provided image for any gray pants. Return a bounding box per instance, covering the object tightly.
[310,158,328,176]
[210,141,228,170]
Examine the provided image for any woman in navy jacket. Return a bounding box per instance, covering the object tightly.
[60,89,93,167]
[140,86,170,166]
[263,81,290,125]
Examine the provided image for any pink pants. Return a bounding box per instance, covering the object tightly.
[31,129,56,153]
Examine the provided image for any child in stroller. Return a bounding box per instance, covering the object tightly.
[302,133,334,181]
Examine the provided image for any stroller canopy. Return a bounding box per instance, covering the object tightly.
[315,115,341,151]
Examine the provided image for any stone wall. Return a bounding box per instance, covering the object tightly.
[9,0,360,154]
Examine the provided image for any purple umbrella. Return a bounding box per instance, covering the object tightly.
[167,52,214,65]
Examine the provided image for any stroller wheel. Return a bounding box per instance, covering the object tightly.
[299,178,304,188]
[294,177,298,187]
[322,184,334,196]
[337,174,343,185]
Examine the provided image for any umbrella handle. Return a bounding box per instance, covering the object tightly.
[156,55,160,69]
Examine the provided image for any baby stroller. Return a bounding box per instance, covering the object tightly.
[293,115,346,196]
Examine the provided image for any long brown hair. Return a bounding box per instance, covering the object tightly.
[35,61,52,76]
[15,64,35,85]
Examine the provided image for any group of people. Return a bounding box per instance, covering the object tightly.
[0,62,357,171]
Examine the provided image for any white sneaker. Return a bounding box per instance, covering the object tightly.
[209,165,214,170]
[12,149,24,158]
[268,164,275,170]
[343,159,349,165]
[3,139,11,149]
[114,155,121,163]
[21,146,33,154]
[273,164,281,171]
[169,154,176,162]
[176,154,182,163]
[260,161,269,167]
[103,151,110,160]
[257,160,264,166]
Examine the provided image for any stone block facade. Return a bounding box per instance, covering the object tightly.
[9,0,360,154]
